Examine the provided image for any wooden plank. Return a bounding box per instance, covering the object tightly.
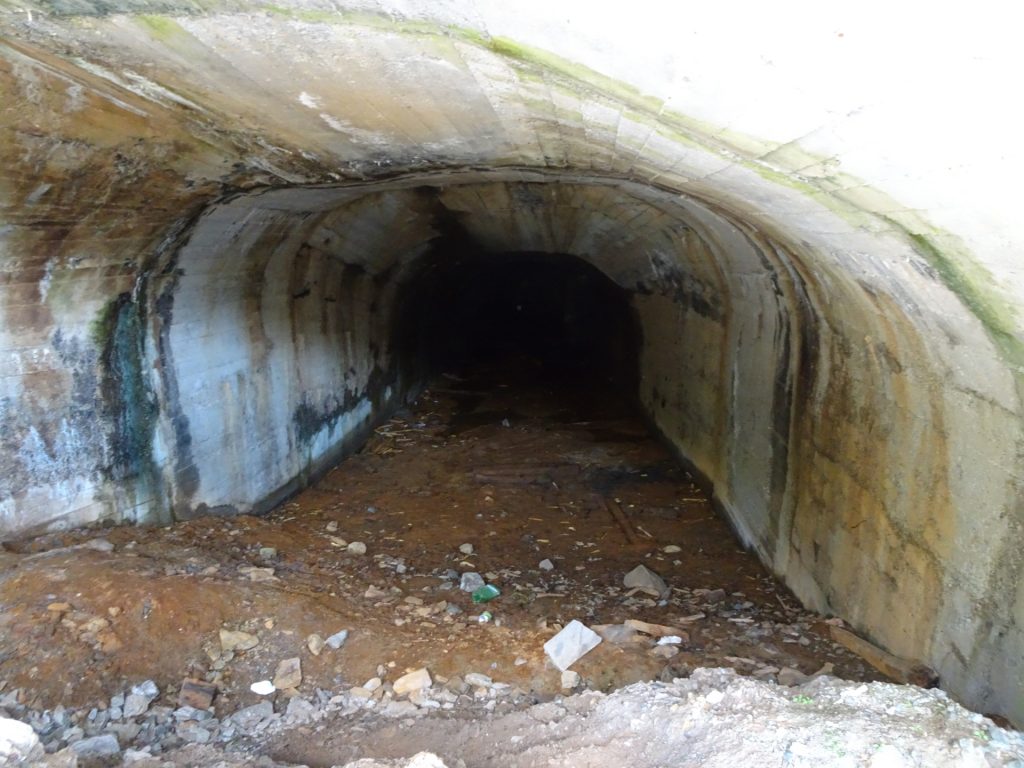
[829,625,939,687]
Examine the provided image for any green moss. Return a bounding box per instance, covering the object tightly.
[136,13,187,39]
[877,219,1024,365]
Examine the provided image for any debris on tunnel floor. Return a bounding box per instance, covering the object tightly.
[0,365,1017,764]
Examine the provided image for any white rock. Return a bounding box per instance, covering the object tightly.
[460,572,485,592]
[250,680,275,695]
[543,620,603,671]
[347,541,367,555]
[405,752,449,767]
[364,677,382,691]
[561,670,581,689]
[82,538,115,553]
[393,668,432,696]
[657,635,685,645]
[459,543,474,555]
[869,744,912,768]
[623,564,669,597]
[663,545,682,554]
[0,717,40,760]
[539,559,555,571]
[326,629,349,649]
[464,672,493,688]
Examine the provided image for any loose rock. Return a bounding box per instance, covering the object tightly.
[393,668,432,696]
[219,629,259,652]
[460,572,485,592]
[273,657,302,690]
[623,564,669,598]
[178,678,217,710]
[0,717,40,761]
[70,733,121,758]
[326,629,349,649]
[306,633,326,656]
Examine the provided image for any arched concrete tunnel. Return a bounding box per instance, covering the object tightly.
[1,0,1023,729]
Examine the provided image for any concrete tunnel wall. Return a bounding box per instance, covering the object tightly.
[1,0,1023,725]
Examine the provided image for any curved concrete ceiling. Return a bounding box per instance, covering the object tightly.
[1,0,1022,726]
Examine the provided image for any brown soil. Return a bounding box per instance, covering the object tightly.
[0,361,883,716]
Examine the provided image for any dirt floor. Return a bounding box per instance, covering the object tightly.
[6,360,1015,766]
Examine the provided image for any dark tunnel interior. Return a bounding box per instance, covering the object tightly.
[393,250,642,397]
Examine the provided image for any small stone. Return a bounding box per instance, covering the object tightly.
[539,559,555,571]
[70,734,120,758]
[870,745,912,768]
[306,634,326,656]
[705,588,727,603]
[460,572,485,592]
[82,538,114,553]
[250,680,275,696]
[240,566,277,582]
[219,629,259,652]
[123,680,159,717]
[459,543,474,555]
[364,677,382,691]
[561,671,580,689]
[325,521,339,533]
[393,668,432,696]
[347,541,367,555]
[778,667,809,686]
[177,679,217,710]
[176,721,211,744]
[464,673,492,688]
[623,564,669,598]
[325,629,349,649]
[259,547,277,559]
[284,697,316,724]
[514,657,528,666]
[663,545,682,554]
[364,585,388,599]
[650,645,679,659]
[46,602,71,613]
[231,701,273,727]
[273,657,302,690]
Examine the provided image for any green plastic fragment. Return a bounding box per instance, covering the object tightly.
[472,584,501,603]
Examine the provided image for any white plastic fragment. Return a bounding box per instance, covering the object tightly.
[543,619,603,671]
[250,680,275,695]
